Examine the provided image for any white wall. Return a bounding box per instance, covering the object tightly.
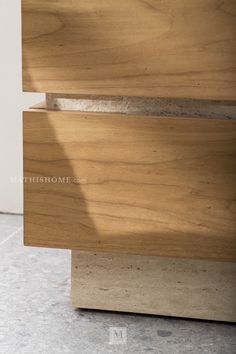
[0,0,44,214]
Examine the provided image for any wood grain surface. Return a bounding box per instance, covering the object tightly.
[23,109,236,261]
[22,0,236,100]
[72,251,236,322]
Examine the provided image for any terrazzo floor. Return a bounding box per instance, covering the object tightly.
[0,214,235,354]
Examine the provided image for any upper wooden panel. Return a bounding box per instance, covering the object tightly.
[22,0,236,100]
[24,109,236,261]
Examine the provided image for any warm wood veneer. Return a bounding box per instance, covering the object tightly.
[24,109,236,261]
[22,0,236,100]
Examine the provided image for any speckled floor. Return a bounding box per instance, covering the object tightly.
[0,214,235,354]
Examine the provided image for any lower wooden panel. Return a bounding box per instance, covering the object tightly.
[72,251,236,322]
[23,109,236,261]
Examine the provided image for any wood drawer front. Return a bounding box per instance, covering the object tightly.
[22,0,236,100]
[23,110,236,261]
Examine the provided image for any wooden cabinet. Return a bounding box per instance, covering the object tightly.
[22,1,236,320]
